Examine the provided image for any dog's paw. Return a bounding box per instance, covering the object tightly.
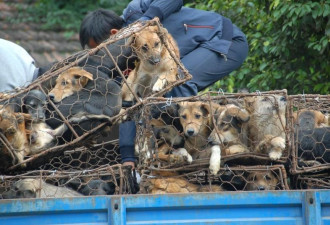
[152,79,167,92]
[269,151,282,160]
[270,137,285,150]
[209,145,221,175]
[173,148,193,164]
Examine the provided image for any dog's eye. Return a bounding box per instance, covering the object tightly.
[154,42,160,47]
[262,97,269,102]
[61,80,66,86]
[142,44,148,52]
[280,96,286,102]
[195,114,201,119]
[181,115,187,120]
[264,175,272,181]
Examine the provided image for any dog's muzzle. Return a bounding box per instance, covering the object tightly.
[148,56,160,65]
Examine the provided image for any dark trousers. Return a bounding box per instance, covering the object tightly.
[119,36,249,162]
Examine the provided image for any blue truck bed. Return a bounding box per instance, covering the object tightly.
[1,190,329,225]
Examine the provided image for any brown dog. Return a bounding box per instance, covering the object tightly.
[0,107,29,166]
[178,101,222,175]
[209,104,250,156]
[244,95,287,160]
[245,171,279,191]
[48,67,93,103]
[122,24,180,101]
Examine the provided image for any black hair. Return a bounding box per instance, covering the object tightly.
[79,9,125,49]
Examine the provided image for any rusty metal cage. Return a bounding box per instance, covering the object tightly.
[135,90,289,170]
[288,94,330,174]
[0,164,138,199]
[0,18,191,172]
[294,171,330,189]
[139,164,289,194]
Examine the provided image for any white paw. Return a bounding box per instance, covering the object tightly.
[271,137,285,149]
[269,151,282,160]
[152,79,167,92]
[173,148,193,164]
[209,145,221,175]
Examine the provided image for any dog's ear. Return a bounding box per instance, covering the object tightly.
[200,103,211,117]
[127,34,136,47]
[69,68,93,87]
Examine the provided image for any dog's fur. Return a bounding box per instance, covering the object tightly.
[296,111,330,165]
[244,95,287,160]
[209,104,250,156]
[48,67,93,103]
[178,101,222,175]
[1,178,82,199]
[122,24,180,101]
[0,107,28,166]
[22,90,68,155]
[245,171,279,191]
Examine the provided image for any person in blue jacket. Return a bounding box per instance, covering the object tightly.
[79,0,248,169]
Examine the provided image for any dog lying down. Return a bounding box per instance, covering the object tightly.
[122,23,180,101]
[245,171,279,191]
[1,178,82,199]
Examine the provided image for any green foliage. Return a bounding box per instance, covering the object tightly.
[7,0,130,32]
[187,0,330,94]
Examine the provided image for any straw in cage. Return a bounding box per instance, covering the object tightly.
[288,94,330,174]
[139,164,288,194]
[0,165,138,199]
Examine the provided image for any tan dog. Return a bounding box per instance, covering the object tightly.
[209,104,250,156]
[293,109,329,130]
[244,95,287,160]
[0,107,28,166]
[48,67,93,103]
[2,178,83,199]
[178,101,222,175]
[245,171,279,191]
[122,24,180,101]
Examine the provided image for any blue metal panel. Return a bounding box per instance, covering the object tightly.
[0,190,329,225]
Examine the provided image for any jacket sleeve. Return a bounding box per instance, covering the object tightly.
[123,0,183,24]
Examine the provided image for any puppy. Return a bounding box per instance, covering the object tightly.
[296,111,330,165]
[122,24,180,101]
[245,171,279,191]
[244,95,287,160]
[23,90,68,155]
[1,178,82,199]
[48,67,93,103]
[178,101,222,175]
[0,107,28,166]
[208,104,250,156]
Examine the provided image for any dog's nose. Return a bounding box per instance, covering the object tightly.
[187,129,195,136]
[258,186,265,191]
[48,93,55,100]
[149,56,160,65]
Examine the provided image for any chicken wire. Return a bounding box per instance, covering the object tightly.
[294,171,330,189]
[0,164,138,200]
[139,164,288,194]
[288,94,330,174]
[135,90,289,170]
[0,18,191,172]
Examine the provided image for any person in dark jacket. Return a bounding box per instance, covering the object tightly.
[79,0,249,169]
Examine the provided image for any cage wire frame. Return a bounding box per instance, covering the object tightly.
[0,18,192,172]
[135,89,290,170]
[294,171,330,189]
[0,164,136,200]
[288,94,330,174]
[139,164,289,194]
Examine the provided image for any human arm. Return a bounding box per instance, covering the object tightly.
[123,0,183,24]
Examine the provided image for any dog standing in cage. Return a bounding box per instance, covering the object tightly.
[122,23,180,102]
[244,94,287,160]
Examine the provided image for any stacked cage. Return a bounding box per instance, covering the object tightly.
[136,90,290,193]
[0,18,191,199]
[288,94,330,189]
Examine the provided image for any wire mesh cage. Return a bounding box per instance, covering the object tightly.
[0,164,138,199]
[0,18,191,172]
[139,164,289,194]
[288,94,330,174]
[294,171,330,189]
[135,90,289,173]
